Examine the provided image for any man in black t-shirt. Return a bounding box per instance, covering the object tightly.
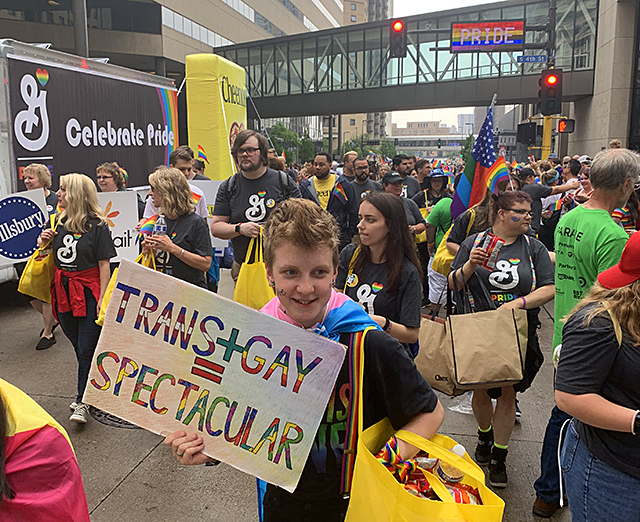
[351,157,382,200]
[392,154,421,198]
[211,131,301,280]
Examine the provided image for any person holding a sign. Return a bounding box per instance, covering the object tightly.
[449,190,555,489]
[166,198,444,521]
[21,163,59,351]
[141,167,212,288]
[37,173,116,424]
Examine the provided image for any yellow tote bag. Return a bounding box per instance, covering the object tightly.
[96,252,156,326]
[345,327,504,522]
[415,207,430,244]
[233,229,275,310]
[431,209,475,276]
[18,215,58,303]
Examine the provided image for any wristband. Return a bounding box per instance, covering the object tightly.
[235,223,243,235]
[179,248,185,259]
[520,296,527,309]
[382,317,390,331]
[633,410,639,435]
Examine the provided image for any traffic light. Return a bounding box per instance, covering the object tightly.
[538,69,563,116]
[517,122,537,145]
[437,138,442,149]
[558,119,575,133]
[390,19,407,58]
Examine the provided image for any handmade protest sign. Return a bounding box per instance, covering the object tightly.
[0,188,48,267]
[97,191,138,263]
[84,260,346,492]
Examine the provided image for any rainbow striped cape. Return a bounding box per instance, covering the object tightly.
[0,379,90,521]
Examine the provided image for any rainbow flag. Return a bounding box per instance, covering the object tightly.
[56,203,63,214]
[451,107,496,219]
[485,156,511,194]
[192,191,202,204]
[334,182,348,205]
[510,160,518,169]
[137,214,157,243]
[197,145,209,164]
[0,378,90,521]
[549,198,563,211]
[432,159,441,169]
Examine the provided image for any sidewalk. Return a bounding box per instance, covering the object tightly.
[0,273,569,521]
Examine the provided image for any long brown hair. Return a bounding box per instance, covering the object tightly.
[354,192,423,291]
[567,280,640,346]
[0,392,15,506]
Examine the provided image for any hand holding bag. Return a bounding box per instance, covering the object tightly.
[233,228,275,310]
[345,328,505,522]
[96,252,156,326]
[18,215,58,303]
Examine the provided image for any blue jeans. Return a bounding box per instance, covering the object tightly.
[562,421,640,522]
[56,288,101,403]
[534,406,572,503]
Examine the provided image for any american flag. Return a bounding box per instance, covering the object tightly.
[472,107,496,169]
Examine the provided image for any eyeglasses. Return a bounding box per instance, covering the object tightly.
[506,208,533,216]
[97,176,113,180]
[355,166,369,171]
[236,147,259,156]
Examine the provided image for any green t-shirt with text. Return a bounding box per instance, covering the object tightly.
[553,205,628,348]
[426,197,453,248]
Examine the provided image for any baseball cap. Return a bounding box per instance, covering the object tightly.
[578,155,592,163]
[382,171,403,184]
[598,233,640,289]
[430,168,447,177]
[548,153,559,159]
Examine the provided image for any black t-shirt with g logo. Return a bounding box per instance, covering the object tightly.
[52,218,116,271]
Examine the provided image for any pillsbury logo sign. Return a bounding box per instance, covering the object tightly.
[0,197,46,260]
[14,72,50,152]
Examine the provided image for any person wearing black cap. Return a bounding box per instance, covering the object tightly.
[382,171,426,238]
[555,231,640,522]
[518,167,578,235]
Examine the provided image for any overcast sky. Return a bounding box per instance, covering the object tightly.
[390,0,506,130]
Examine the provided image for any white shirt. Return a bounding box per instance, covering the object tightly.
[143,183,208,219]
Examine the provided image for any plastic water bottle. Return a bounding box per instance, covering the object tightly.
[435,444,466,483]
[153,214,167,236]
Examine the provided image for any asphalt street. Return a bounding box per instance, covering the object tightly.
[0,271,570,522]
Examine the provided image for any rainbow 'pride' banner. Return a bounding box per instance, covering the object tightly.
[451,21,524,52]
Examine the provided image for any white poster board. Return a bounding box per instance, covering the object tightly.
[190,180,227,252]
[0,188,48,267]
[97,191,139,263]
[84,260,346,492]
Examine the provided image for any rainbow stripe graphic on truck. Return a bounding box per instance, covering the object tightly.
[157,88,179,166]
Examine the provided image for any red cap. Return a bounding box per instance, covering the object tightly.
[598,233,640,289]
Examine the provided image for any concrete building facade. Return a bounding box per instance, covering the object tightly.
[391,121,451,136]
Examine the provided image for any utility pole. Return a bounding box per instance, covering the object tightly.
[542,0,557,158]
[72,0,89,57]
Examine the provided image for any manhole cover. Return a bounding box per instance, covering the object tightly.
[89,406,139,429]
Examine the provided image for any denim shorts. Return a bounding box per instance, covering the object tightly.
[561,420,640,522]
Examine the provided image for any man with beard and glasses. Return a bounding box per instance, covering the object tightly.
[210,130,301,281]
[351,156,382,200]
[300,152,358,249]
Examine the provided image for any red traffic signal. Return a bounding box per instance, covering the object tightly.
[389,19,407,58]
[538,69,563,116]
[558,119,575,133]
[392,20,404,32]
[545,74,558,85]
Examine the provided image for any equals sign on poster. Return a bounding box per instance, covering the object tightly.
[191,357,225,384]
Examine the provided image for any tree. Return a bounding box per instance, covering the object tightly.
[298,131,315,162]
[268,122,300,160]
[460,134,475,164]
[378,139,397,159]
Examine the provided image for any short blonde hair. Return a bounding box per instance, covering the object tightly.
[58,173,106,233]
[23,164,51,189]
[609,139,622,149]
[263,199,339,270]
[148,166,195,217]
[96,162,126,189]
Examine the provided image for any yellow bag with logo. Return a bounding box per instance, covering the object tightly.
[233,228,275,310]
[431,208,475,276]
[18,215,58,303]
[346,325,505,522]
[96,252,156,326]
[415,207,430,244]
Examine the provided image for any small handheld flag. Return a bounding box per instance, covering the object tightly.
[485,157,511,194]
[197,145,210,164]
[137,214,157,243]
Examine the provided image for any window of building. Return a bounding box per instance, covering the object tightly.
[350,119,356,126]
[351,3,356,10]
[350,15,356,22]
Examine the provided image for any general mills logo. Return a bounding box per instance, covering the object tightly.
[14,69,50,152]
[0,196,46,260]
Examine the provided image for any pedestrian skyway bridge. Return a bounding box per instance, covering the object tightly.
[213,0,597,117]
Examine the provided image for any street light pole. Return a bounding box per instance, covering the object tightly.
[343,131,351,156]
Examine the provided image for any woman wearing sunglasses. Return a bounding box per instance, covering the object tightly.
[449,190,555,489]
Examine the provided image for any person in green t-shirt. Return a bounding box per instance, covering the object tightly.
[425,197,453,308]
[533,147,640,518]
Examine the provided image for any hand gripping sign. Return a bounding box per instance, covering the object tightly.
[84,260,346,492]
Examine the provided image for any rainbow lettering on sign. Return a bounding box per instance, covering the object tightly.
[157,87,179,166]
[451,21,524,51]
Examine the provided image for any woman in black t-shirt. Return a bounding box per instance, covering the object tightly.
[556,237,640,522]
[37,173,116,424]
[22,163,59,351]
[165,199,444,521]
[449,191,555,489]
[141,167,212,288]
[336,192,423,349]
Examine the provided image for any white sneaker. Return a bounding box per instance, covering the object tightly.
[70,403,89,423]
[69,401,78,411]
